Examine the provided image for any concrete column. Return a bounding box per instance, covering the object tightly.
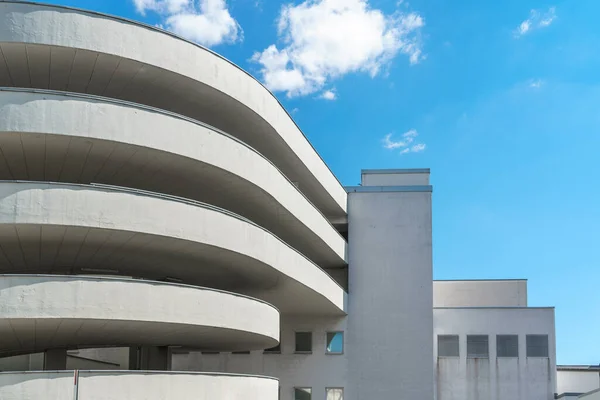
[346,170,434,400]
[43,348,67,370]
[129,346,170,370]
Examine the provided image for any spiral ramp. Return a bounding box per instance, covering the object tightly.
[0,1,348,399]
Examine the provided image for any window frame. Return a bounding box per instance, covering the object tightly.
[437,334,460,358]
[326,387,344,400]
[293,387,312,400]
[526,334,549,358]
[467,335,489,359]
[496,334,519,358]
[326,331,344,355]
[294,331,313,354]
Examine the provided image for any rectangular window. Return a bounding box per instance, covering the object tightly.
[295,332,312,353]
[437,335,459,357]
[326,388,343,400]
[467,335,489,358]
[232,351,250,354]
[294,387,311,400]
[497,335,519,357]
[326,332,344,354]
[526,335,549,357]
[264,343,281,354]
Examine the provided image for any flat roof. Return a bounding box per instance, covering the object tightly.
[361,168,430,174]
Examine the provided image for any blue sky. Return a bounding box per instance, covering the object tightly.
[44,0,600,365]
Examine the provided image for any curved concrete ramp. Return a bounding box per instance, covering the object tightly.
[0,182,346,315]
[0,275,279,355]
[0,88,346,268]
[0,370,278,400]
[0,1,347,219]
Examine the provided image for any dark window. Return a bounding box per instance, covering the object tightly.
[526,335,549,357]
[438,335,459,357]
[497,335,519,357]
[294,388,311,400]
[467,335,489,358]
[295,332,312,353]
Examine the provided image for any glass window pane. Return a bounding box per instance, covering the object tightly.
[294,387,312,400]
[497,335,519,357]
[326,388,343,400]
[526,335,549,357]
[467,335,489,358]
[438,335,459,357]
[326,332,344,354]
[295,332,312,352]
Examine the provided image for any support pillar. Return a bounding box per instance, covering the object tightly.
[129,346,170,370]
[43,348,67,370]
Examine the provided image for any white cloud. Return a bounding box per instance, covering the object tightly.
[515,7,556,37]
[529,79,544,88]
[251,0,424,97]
[320,89,337,100]
[133,0,241,47]
[382,129,426,154]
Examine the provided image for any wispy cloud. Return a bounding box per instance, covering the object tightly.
[515,7,556,37]
[251,0,424,98]
[319,89,337,100]
[382,129,426,154]
[529,79,544,89]
[132,0,242,47]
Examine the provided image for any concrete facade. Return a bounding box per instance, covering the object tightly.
[434,307,556,400]
[0,2,575,400]
[557,367,600,396]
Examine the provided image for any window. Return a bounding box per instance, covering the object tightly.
[264,343,281,354]
[326,332,344,354]
[526,335,549,357]
[295,332,312,353]
[294,387,311,400]
[232,351,250,354]
[326,388,343,400]
[497,335,519,358]
[438,335,459,357]
[467,335,489,358]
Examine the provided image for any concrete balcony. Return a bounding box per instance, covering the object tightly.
[0,1,347,221]
[0,88,347,268]
[0,275,280,356]
[0,370,278,400]
[0,181,346,315]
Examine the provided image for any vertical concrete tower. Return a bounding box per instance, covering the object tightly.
[346,169,434,399]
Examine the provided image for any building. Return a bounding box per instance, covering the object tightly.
[433,279,556,400]
[556,365,600,399]
[0,2,591,400]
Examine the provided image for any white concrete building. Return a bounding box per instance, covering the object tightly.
[556,366,600,399]
[0,2,586,400]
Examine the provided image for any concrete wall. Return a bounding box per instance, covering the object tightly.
[433,280,528,307]
[172,316,347,400]
[582,389,600,400]
[557,370,600,395]
[434,307,556,400]
[346,182,434,400]
[361,169,430,186]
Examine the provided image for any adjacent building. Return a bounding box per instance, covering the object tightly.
[0,2,594,400]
